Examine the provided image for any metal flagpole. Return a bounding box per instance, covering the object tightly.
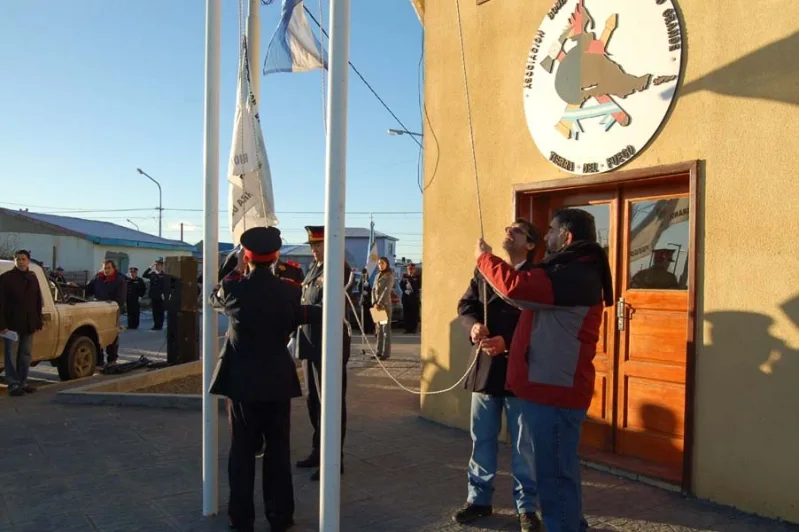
[201,0,221,517]
[247,0,260,99]
[319,0,350,529]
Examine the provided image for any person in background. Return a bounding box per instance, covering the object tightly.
[143,258,166,331]
[399,262,422,334]
[126,267,147,330]
[295,225,352,482]
[359,268,374,335]
[454,219,541,531]
[0,249,43,396]
[210,226,322,532]
[475,208,613,532]
[372,257,394,361]
[86,260,126,367]
[50,266,67,285]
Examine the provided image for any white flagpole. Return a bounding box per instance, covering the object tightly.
[319,0,350,529]
[247,0,260,99]
[202,0,221,517]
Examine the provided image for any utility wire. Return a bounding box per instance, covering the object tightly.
[301,5,423,150]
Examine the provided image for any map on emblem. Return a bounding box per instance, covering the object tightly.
[523,0,683,175]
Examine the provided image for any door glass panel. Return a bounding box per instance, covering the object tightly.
[628,196,689,290]
[565,203,611,258]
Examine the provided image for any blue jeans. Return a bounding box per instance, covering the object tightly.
[467,393,537,514]
[519,400,588,532]
[3,334,34,391]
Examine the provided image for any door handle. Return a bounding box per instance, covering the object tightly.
[616,297,626,331]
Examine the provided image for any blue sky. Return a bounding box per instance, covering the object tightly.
[0,1,424,261]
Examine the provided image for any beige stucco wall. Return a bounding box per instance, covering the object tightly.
[418,0,799,523]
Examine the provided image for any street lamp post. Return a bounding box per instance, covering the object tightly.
[387,128,423,138]
[136,168,163,237]
[126,219,140,231]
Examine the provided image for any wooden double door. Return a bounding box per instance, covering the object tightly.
[521,171,694,486]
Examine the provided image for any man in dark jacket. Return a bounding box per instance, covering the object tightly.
[454,219,542,531]
[399,263,422,333]
[295,225,352,482]
[210,226,321,532]
[125,267,147,329]
[86,260,126,366]
[476,208,613,532]
[143,258,166,330]
[0,249,43,396]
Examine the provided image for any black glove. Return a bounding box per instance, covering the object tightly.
[218,248,241,282]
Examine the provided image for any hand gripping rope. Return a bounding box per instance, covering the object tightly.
[341,0,489,396]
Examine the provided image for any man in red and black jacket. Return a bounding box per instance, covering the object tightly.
[475,208,613,532]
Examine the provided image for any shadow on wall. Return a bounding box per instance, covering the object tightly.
[664,31,799,105]
[698,294,799,518]
[420,317,475,431]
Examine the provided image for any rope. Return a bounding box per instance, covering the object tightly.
[454,0,491,332]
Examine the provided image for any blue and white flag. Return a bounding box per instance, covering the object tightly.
[365,222,379,285]
[263,0,327,75]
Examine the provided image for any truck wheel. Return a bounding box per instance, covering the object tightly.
[57,336,97,381]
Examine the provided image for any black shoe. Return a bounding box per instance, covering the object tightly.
[227,523,253,532]
[268,517,295,532]
[310,464,344,482]
[9,388,25,397]
[520,512,542,532]
[452,503,492,524]
[22,385,36,394]
[295,453,319,469]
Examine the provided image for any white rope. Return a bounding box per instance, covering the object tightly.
[344,291,478,396]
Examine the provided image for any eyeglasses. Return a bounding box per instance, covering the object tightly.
[505,225,536,242]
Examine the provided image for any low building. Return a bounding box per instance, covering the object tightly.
[0,208,195,279]
[414,0,798,524]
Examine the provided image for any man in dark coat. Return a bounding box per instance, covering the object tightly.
[209,226,321,532]
[86,260,126,366]
[143,258,166,331]
[0,249,43,396]
[399,263,422,333]
[295,225,352,482]
[125,267,147,329]
[453,219,543,532]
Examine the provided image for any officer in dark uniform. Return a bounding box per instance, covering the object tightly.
[125,267,147,329]
[295,225,352,482]
[209,226,322,532]
[143,258,167,330]
[274,259,304,287]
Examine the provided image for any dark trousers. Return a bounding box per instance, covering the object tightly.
[126,299,140,329]
[227,399,294,528]
[402,296,420,333]
[303,358,347,454]
[360,304,374,334]
[99,335,119,365]
[151,297,165,330]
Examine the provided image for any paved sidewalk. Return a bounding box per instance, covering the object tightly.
[1,333,796,531]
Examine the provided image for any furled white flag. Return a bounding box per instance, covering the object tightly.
[228,36,279,245]
[263,0,327,75]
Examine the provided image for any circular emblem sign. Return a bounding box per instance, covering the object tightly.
[523,0,683,175]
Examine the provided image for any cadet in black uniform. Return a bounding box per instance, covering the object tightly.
[125,267,147,329]
[295,225,352,482]
[143,258,167,330]
[209,226,321,532]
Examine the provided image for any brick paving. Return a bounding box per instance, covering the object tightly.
[1,333,797,531]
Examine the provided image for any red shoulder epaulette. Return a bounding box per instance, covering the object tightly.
[285,260,300,268]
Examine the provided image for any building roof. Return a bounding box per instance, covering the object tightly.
[344,228,398,241]
[1,208,195,252]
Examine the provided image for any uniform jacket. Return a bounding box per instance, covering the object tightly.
[399,273,422,301]
[477,241,613,410]
[209,267,322,402]
[86,272,127,308]
[142,268,166,300]
[458,260,534,396]
[296,261,352,364]
[126,277,147,301]
[0,267,43,334]
[371,270,394,311]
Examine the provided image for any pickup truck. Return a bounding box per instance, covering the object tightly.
[0,260,119,381]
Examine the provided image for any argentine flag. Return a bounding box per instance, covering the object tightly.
[263,0,327,75]
[365,242,379,286]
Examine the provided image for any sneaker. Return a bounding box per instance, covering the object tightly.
[520,512,542,531]
[452,503,492,524]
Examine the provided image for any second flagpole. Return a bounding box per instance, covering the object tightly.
[319,0,351,530]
